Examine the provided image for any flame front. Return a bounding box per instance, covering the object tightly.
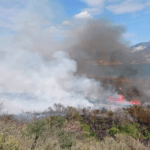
[109,94,141,105]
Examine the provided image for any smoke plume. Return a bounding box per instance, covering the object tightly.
[0,0,149,114]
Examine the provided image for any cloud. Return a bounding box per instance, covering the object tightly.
[81,0,105,7]
[62,20,71,25]
[80,0,105,15]
[107,0,150,14]
[0,5,24,29]
[123,33,139,38]
[74,11,93,19]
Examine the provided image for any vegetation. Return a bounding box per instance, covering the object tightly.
[0,102,150,149]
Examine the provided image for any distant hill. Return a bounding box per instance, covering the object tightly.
[130,41,150,63]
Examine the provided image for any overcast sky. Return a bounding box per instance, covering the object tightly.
[0,0,150,45]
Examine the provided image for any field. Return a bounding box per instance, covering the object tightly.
[1,103,150,150]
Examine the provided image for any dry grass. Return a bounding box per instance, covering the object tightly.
[0,104,149,150]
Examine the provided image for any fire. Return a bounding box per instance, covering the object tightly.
[109,94,141,105]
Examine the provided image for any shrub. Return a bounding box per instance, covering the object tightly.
[23,120,46,149]
[25,120,46,139]
[109,122,150,140]
[108,110,114,117]
[109,127,120,135]
[128,105,150,124]
[80,123,96,138]
[46,116,66,129]
[0,133,5,150]
[4,135,22,150]
[66,107,81,121]
[57,130,75,149]
[0,134,22,150]
[120,124,139,139]
[80,123,90,133]
[88,132,96,137]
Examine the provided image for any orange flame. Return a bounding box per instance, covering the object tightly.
[109,94,141,105]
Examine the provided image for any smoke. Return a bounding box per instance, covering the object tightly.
[61,19,150,104]
[0,0,149,114]
[0,4,122,114]
[0,47,122,114]
[61,19,146,76]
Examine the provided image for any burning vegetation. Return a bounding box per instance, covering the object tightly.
[1,103,150,149]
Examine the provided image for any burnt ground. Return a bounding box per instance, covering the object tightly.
[74,107,150,148]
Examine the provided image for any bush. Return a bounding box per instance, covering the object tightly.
[46,116,66,129]
[108,110,114,117]
[120,124,139,139]
[88,132,96,137]
[5,136,22,150]
[0,134,22,150]
[128,105,150,124]
[80,123,96,137]
[80,123,90,132]
[0,133,5,150]
[109,127,120,135]
[25,120,46,139]
[57,130,75,149]
[66,107,81,121]
[109,122,150,140]
[23,119,46,149]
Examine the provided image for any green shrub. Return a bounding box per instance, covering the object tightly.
[57,130,75,149]
[109,122,150,140]
[109,127,120,135]
[46,116,66,129]
[0,133,5,150]
[23,120,46,149]
[25,120,46,139]
[80,123,90,132]
[139,126,150,139]
[120,124,139,139]
[80,123,96,137]
[88,132,96,137]
[0,133,22,150]
[4,136,22,150]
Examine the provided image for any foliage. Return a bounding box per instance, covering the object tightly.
[108,110,114,117]
[0,133,22,150]
[80,123,96,137]
[46,116,66,129]
[109,127,120,135]
[57,130,75,149]
[5,135,22,150]
[128,105,150,124]
[66,107,81,121]
[25,120,46,139]
[109,122,150,140]
[80,123,90,132]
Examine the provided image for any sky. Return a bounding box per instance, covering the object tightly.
[0,0,150,45]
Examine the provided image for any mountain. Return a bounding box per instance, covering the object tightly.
[130,41,150,63]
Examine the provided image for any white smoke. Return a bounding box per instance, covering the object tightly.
[0,48,120,114]
[0,0,130,114]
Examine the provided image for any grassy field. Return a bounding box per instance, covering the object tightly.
[0,103,150,150]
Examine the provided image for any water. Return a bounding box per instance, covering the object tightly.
[85,64,150,78]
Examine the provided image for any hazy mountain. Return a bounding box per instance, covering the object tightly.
[130,41,150,63]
